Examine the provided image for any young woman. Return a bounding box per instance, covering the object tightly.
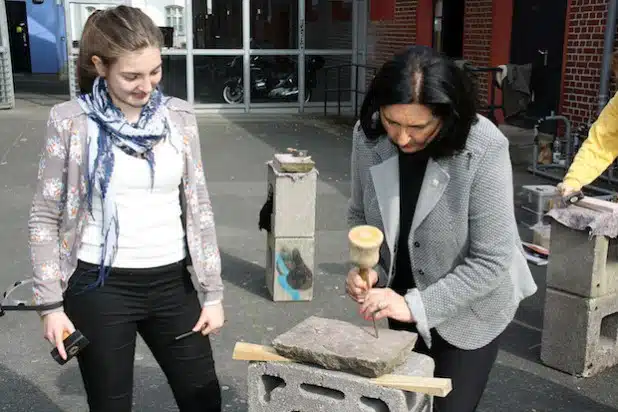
[345,46,538,412]
[28,6,224,411]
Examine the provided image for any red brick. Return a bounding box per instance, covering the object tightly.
[365,0,616,129]
[366,0,418,70]
[562,0,612,126]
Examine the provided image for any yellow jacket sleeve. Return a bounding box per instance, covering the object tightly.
[563,92,618,191]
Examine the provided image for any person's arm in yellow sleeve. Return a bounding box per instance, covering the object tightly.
[559,92,618,195]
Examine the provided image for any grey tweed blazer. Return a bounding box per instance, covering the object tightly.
[347,115,537,350]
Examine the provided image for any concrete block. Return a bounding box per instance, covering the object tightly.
[247,351,434,412]
[265,235,314,301]
[267,161,317,238]
[546,221,618,298]
[540,287,618,377]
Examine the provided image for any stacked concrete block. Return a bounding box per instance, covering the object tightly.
[264,160,318,301]
[541,220,618,377]
[247,351,434,412]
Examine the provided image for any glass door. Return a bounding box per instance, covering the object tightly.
[301,0,354,113]
[246,0,301,110]
[191,0,245,110]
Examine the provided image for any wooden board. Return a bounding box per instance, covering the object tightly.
[577,196,618,213]
[232,342,452,397]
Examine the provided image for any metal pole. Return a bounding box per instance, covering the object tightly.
[298,0,305,112]
[598,0,617,114]
[242,0,251,113]
[185,0,194,105]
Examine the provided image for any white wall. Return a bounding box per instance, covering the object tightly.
[69,0,187,48]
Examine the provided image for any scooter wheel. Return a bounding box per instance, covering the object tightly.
[223,85,243,104]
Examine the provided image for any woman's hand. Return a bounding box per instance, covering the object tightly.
[359,288,415,323]
[43,311,76,361]
[193,302,225,336]
[346,267,378,303]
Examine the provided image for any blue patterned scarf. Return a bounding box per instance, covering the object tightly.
[77,77,170,288]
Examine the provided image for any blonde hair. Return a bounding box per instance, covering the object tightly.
[77,5,164,94]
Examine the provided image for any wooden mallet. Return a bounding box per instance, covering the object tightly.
[348,225,385,338]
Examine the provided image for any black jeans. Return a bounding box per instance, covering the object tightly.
[389,319,501,412]
[64,260,221,412]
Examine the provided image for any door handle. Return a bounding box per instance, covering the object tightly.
[538,49,548,66]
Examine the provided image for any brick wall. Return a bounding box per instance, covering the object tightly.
[461,0,493,107]
[561,1,609,126]
[366,0,418,69]
[364,0,495,109]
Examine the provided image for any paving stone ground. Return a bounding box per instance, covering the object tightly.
[0,93,617,411]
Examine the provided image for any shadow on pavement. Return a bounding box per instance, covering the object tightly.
[317,262,348,277]
[480,363,618,412]
[499,322,543,364]
[55,363,239,411]
[221,250,271,301]
[0,363,63,411]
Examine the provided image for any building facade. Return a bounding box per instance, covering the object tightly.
[366,0,615,128]
[61,0,360,112]
[2,0,615,118]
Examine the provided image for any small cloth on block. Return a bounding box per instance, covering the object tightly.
[272,316,418,378]
[544,205,618,238]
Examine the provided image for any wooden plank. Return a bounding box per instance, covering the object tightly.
[232,342,292,362]
[232,342,452,397]
[577,197,618,213]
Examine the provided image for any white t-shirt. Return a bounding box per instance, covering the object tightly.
[77,138,186,268]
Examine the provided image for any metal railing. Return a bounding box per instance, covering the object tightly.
[321,63,378,117]
[461,65,505,124]
[320,62,507,122]
[0,47,14,109]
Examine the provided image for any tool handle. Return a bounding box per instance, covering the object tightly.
[358,267,371,289]
[358,267,369,281]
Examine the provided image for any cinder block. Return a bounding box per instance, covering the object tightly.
[247,351,434,412]
[546,221,618,298]
[265,235,314,301]
[540,287,618,377]
[267,161,317,238]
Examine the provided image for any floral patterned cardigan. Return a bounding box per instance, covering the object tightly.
[28,97,224,316]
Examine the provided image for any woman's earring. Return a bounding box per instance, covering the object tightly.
[371,111,379,128]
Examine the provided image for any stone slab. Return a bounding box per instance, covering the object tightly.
[540,287,618,377]
[546,221,618,298]
[272,316,418,378]
[265,235,314,302]
[267,161,317,238]
[247,350,434,412]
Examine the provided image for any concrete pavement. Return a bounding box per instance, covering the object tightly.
[1,97,617,411]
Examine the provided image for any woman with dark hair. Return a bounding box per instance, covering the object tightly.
[345,45,537,412]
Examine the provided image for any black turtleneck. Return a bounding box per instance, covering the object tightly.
[391,147,430,295]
